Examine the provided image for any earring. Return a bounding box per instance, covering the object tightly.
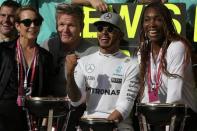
[144,33,149,48]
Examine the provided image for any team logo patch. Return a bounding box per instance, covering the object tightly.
[86,87,120,95]
[85,64,95,73]
[113,65,123,76]
[111,77,122,83]
[86,76,95,80]
[104,13,112,20]
[115,65,123,74]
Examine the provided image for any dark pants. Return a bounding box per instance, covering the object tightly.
[138,108,197,131]
[172,108,197,131]
[0,100,28,131]
[60,103,86,131]
[182,108,197,131]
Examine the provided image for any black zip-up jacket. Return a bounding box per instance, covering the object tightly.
[1,39,55,97]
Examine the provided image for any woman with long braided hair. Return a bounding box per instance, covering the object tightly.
[137,2,197,130]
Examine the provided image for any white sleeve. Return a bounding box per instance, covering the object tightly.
[70,60,87,107]
[166,41,186,103]
[115,59,140,119]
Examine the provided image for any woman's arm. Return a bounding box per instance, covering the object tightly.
[72,0,108,12]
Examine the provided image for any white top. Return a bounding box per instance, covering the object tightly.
[138,41,197,112]
[71,50,140,120]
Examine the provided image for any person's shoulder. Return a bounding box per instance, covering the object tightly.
[84,45,99,54]
[41,36,60,51]
[0,44,15,58]
[123,55,138,65]
[168,40,185,51]
[79,51,98,61]
[0,39,17,49]
[116,51,138,65]
[77,39,98,56]
[83,51,98,58]
[170,40,184,45]
[119,55,139,74]
[46,36,59,44]
[80,39,97,47]
[37,44,53,57]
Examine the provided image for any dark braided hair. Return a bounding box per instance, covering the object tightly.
[138,2,192,100]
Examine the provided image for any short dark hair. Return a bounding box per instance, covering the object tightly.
[56,3,84,28]
[1,0,21,10]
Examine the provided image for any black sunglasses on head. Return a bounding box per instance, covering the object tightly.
[19,19,42,27]
[97,25,119,33]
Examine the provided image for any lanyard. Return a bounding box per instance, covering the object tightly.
[147,49,162,102]
[16,39,37,106]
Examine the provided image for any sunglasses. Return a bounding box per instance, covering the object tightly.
[97,25,119,33]
[19,19,42,27]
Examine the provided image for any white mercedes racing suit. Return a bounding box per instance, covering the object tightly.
[71,51,139,130]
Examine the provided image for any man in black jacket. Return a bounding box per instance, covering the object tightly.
[0,45,25,131]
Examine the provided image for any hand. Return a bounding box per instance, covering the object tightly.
[66,54,79,75]
[107,110,123,123]
[161,0,167,3]
[87,0,108,12]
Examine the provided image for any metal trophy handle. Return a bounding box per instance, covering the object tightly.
[136,103,187,131]
[78,118,117,131]
[25,97,69,131]
[47,109,53,131]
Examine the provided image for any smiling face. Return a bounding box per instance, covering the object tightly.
[143,7,165,44]
[0,6,15,37]
[57,13,82,46]
[15,10,41,41]
[97,23,123,54]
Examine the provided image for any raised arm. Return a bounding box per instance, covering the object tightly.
[66,54,81,102]
[72,0,108,12]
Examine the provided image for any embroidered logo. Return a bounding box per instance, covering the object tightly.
[115,65,122,74]
[86,76,95,80]
[85,64,95,73]
[111,77,122,83]
[104,13,112,20]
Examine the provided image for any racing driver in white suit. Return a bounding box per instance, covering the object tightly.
[66,12,140,131]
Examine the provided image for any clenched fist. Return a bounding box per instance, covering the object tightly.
[66,54,79,75]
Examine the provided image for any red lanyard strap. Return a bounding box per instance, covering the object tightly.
[16,39,38,106]
[147,49,162,102]
[148,61,162,93]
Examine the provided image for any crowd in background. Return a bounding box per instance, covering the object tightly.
[0,0,196,44]
[0,0,196,45]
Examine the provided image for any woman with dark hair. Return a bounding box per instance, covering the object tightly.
[1,6,55,131]
[137,2,197,130]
